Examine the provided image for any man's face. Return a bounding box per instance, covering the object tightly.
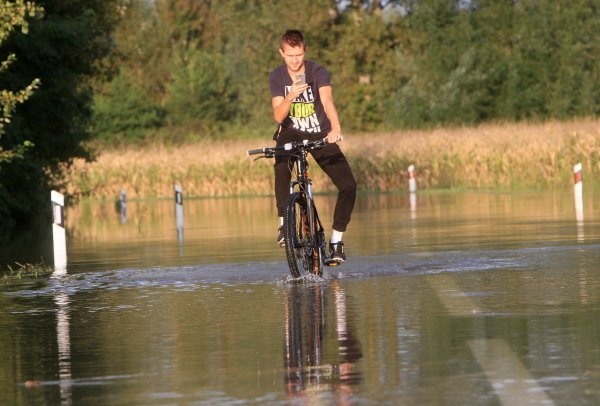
[279,43,305,73]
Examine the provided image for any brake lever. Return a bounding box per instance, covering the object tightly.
[253,152,275,161]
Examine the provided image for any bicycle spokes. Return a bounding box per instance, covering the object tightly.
[285,192,323,278]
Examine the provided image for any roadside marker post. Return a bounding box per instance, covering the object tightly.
[175,184,184,241]
[573,163,584,241]
[51,190,67,273]
[119,189,127,223]
[408,164,417,193]
[573,163,583,221]
[408,165,417,219]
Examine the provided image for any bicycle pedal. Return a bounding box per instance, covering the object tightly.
[324,259,341,267]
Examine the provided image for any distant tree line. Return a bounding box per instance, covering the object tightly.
[94,0,599,142]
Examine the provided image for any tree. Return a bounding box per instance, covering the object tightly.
[545,0,600,118]
[94,0,227,139]
[0,0,121,228]
[93,70,165,142]
[166,48,235,126]
[323,4,408,130]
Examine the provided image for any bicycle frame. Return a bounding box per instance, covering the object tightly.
[289,149,325,236]
[288,150,315,232]
[247,139,329,276]
[287,146,326,250]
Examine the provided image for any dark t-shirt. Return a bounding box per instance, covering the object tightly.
[269,60,332,134]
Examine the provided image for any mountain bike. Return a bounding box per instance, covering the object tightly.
[248,138,338,278]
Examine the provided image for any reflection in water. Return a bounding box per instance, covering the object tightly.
[576,218,585,242]
[54,291,72,405]
[409,192,416,220]
[284,281,362,402]
[53,271,73,406]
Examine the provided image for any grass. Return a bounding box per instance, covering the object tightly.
[58,119,600,200]
[1,262,54,287]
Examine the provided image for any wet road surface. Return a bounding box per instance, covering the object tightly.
[1,191,599,405]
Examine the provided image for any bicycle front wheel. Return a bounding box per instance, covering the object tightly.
[284,192,323,278]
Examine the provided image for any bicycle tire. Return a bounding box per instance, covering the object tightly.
[284,192,323,278]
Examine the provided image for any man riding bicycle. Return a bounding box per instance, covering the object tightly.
[269,29,356,263]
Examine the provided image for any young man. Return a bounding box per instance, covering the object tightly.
[269,29,356,263]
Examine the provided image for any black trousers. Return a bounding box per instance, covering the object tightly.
[274,127,357,232]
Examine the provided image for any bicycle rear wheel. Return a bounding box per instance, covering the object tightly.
[284,192,323,278]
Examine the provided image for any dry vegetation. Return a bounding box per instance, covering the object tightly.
[60,119,600,200]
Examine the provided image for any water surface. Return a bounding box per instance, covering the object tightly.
[1,191,599,405]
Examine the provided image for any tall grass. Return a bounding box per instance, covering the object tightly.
[60,119,600,200]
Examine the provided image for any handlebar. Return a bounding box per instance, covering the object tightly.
[247,138,329,158]
[247,147,269,156]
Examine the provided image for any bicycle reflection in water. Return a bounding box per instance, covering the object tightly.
[283,281,362,402]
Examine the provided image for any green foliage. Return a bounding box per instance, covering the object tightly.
[166,48,235,125]
[93,71,165,142]
[322,9,406,131]
[24,0,597,143]
[94,0,341,140]
[0,0,42,167]
[0,1,40,41]
[0,0,121,228]
[388,0,600,127]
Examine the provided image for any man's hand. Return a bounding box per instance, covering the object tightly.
[272,79,309,123]
[325,130,343,144]
[287,79,309,101]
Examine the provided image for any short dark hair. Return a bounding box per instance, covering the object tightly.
[280,30,305,50]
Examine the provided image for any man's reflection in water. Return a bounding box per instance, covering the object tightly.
[284,281,362,403]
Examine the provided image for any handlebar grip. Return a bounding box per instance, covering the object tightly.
[247,148,265,156]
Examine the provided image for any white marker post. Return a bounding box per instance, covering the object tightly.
[175,184,184,241]
[573,163,584,241]
[51,190,67,274]
[408,164,417,193]
[573,163,583,220]
[120,189,127,224]
[408,165,417,219]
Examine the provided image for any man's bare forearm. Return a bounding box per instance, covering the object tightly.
[324,99,341,132]
[272,96,292,123]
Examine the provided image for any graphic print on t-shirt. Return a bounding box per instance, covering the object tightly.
[285,85,321,133]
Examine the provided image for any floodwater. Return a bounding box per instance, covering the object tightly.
[1,190,600,405]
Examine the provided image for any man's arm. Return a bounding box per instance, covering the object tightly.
[272,95,292,123]
[319,85,342,143]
